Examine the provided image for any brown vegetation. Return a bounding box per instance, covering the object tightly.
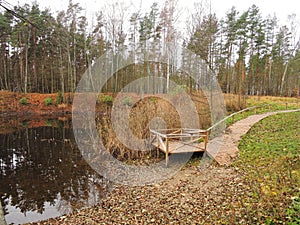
[0,90,72,118]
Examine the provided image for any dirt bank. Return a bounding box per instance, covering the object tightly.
[0,91,73,118]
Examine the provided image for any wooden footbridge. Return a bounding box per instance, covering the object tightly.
[149,107,254,165]
[150,103,300,165]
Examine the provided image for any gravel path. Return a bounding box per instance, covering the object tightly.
[207,109,300,165]
[30,164,252,225]
[26,109,299,225]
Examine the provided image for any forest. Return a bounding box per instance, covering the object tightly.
[0,1,300,224]
[0,0,299,97]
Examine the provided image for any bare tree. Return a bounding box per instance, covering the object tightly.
[103,0,128,92]
[160,0,180,91]
[280,14,300,96]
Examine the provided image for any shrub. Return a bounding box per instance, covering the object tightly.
[20,120,28,127]
[19,97,28,105]
[56,91,63,105]
[104,95,113,103]
[98,94,113,104]
[45,97,52,106]
[148,97,157,103]
[45,119,53,126]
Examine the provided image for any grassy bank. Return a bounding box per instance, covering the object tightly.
[235,112,300,224]
[224,94,300,125]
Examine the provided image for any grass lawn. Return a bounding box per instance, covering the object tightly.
[235,112,300,224]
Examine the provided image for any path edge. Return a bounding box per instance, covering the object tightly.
[207,109,300,165]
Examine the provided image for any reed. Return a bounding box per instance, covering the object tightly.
[94,92,299,163]
[96,91,215,162]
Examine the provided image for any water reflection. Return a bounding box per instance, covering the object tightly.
[0,119,111,224]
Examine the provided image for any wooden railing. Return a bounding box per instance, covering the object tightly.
[150,101,300,165]
[208,101,300,132]
[207,104,271,131]
[150,128,209,165]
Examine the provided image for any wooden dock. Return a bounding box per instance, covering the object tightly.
[150,128,209,165]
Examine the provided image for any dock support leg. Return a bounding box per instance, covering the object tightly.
[156,134,160,158]
[203,131,209,158]
[165,139,169,166]
[204,131,209,151]
[0,201,7,225]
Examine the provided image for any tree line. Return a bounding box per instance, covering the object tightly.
[0,0,299,96]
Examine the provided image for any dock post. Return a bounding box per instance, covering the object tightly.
[0,201,7,225]
[204,130,209,150]
[156,134,160,158]
[165,138,169,166]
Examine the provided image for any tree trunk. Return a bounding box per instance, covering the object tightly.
[24,43,28,94]
[59,46,65,101]
[268,58,273,95]
[280,61,289,96]
[33,27,38,91]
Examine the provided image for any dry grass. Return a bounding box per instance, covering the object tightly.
[224,94,300,110]
[95,92,299,162]
[96,91,212,162]
[245,95,300,109]
[224,94,247,112]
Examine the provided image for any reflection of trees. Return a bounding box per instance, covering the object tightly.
[0,119,110,217]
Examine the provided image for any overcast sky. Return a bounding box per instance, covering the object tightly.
[6,0,300,30]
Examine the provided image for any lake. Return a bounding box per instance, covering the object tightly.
[0,117,111,224]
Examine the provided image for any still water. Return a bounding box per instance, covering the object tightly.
[0,118,111,224]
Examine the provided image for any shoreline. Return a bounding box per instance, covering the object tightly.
[0,91,73,118]
[0,109,72,118]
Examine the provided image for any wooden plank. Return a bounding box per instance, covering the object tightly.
[169,141,206,153]
[152,141,206,154]
[182,128,208,133]
[151,128,208,135]
[169,129,182,135]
